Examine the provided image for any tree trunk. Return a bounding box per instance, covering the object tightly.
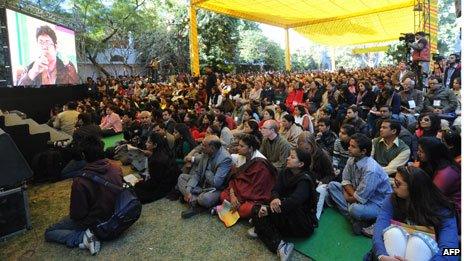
[87,53,110,77]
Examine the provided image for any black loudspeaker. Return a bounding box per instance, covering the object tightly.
[0,128,33,189]
[0,187,31,241]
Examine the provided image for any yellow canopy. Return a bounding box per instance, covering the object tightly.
[192,0,415,46]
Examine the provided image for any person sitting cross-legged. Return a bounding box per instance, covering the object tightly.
[328,133,392,235]
[249,148,319,261]
[216,134,277,219]
[44,135,124,255]
[177,135,232,219]
[367,166,459,261]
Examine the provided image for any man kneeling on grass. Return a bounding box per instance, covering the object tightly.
[44,135,124,255]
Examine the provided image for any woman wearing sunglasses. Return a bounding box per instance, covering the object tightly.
[368,166,458,261]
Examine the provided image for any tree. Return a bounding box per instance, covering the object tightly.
[437,0,459,55]
[238,30,284,71]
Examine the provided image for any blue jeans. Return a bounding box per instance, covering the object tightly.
[328,182,381,221]
[44,217,86,248]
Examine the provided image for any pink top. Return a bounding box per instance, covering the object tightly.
[100,112,122,133]
[434,166,461,216]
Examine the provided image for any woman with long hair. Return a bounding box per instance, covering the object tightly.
[297,131,336,220]
[294,105,314,133]
[243,120,263,143]
[442,126,461,164]
[183,111,202,140]
[173,123,197,163]
[134,133,181,203]
[216,134,277,219]
[369,166,458,261]
[249,148,318,260]
[415,113,441,139]
[213,114,233,146]
[417,137,461,218]
[259,109,276,128]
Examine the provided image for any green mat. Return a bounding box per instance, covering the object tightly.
[291,208,371,261]
[102,133,125,149]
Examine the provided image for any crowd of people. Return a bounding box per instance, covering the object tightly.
[42,54,461,260]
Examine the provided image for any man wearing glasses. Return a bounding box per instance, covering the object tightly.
[423,75,458,119]
[17,25,78,86]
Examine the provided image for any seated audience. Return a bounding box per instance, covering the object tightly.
[417,137,461,219]
[44,135,123,255]
[153,122,176,151]
[343,105,369,135]
[260,120,292,173]
[328,133,392,234]
[53,101,80,135]
[162,109,176,134]
[442,126,461,164]
[217,134,277,219]
[134,133,181,203]
[259,108,275,128]
[398,78,423,127]
[372,119,411,176]
[414,113,441,138]
[173,123,196,163]
[177,135,232,218]
[99,105,123,136]
[279,114,303,148]
[250,148,318,261]
[315,117,338,155]
[243,120,263,143]
[294,105,314,133]
[423,76,458,119]
[369,166,458,261]
[214,114,233,146]
[333,124,356,178]
[297,131,335,220]
[61,113,102,179]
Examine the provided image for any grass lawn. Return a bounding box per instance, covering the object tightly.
[0,161,311,260]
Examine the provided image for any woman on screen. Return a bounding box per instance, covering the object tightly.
[16,25,78,86]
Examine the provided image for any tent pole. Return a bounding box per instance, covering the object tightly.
[330,47,336,72]
[189,5,200,77]
[285,28,291,72]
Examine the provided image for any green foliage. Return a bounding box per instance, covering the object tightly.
[197,10,241,73]
[291,50,317,71]
[437,0,459,55]
[385,42,410,64]
[238,30,284,71]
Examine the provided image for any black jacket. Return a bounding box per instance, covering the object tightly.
[270,170,318,235]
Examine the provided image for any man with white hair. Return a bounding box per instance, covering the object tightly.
[398,77,424,127]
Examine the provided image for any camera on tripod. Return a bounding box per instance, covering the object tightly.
[399,33,415,43]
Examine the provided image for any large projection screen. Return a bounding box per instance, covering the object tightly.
[6,9,78,87]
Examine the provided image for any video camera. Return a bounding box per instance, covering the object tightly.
[399,33,415,43]
[432,53,445,62]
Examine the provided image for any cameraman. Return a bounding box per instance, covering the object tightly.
[409,32,430,88]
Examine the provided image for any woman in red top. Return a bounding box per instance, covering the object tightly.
[183,111,202,141]
[285,83,304,113]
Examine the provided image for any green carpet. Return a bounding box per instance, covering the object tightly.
[291,208,371,261]
[102,133,125,149]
